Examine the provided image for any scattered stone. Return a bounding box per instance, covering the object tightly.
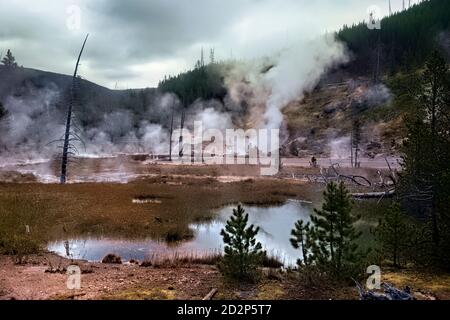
[101,254,122,264]
[140,260,152,267]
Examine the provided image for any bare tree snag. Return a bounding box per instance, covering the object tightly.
[179,109,185,158]
[169,107,174,161]
[60,34,89,184]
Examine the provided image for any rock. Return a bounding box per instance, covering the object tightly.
[140,260,152,267]
[101,254,122,264]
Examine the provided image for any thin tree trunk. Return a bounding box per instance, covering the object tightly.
[60,34,89,184]
[169,108,174,161]
[179,109,185,158]
[350,129,354,168]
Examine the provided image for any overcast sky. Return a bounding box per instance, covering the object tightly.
[0,0,418,89]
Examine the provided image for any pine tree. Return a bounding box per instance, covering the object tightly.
[375,202,414,267]
[311,182,361,274]
[219,204,264,281]
[1,49,18,67]
[337,0,450,75]
[290,220,314,266]
[399,50,450,262]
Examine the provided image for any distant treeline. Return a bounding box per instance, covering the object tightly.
[158,62,230,106]
[337,0,450,75]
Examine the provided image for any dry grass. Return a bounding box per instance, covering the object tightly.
[383,268,450,300]
[140,251,222,268]
[138,250,285,269]
[0,177,317,248]
[0,193,49,259]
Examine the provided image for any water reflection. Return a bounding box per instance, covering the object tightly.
[47,200,312,266]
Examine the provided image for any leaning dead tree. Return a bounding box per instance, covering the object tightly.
[60,34,89,184]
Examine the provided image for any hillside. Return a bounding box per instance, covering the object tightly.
[0,65,160,126]
[338,0,450,75]
[1,0,448,158]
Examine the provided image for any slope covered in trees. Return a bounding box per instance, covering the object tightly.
[337,0,450,75]
[158,62,230,106]
[158,0,450,111]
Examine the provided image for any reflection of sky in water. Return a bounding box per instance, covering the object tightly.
[47,200,312,266]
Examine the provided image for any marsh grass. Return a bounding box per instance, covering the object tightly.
[138,250,284,269]
[0,177,314,244]
[0,193,50,261]
[164,228,194,242]
[140,250,222,268]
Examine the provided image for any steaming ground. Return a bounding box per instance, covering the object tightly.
[0,153,400,184]
[0,32,402,186]
[0,74,401,185]
[0,34,354,161]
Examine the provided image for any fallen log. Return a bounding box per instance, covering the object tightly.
[355,281,414,300]
[202,288,218,300]
[351,189,395,199]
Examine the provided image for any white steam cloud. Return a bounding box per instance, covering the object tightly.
[263,35,348,130]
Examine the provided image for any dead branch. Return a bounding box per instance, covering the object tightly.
[202,288,218,300]
[351,189,395,199]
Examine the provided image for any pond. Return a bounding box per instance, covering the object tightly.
[47,200,313,267]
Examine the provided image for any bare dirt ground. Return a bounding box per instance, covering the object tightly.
[1,253,447,300]
[0,253,360,300]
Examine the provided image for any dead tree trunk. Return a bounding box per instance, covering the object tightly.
[60,34,89,184]
[352,119,361,168]
[178,109,185,158]
[169,108,174,161]
[350,129,354,168]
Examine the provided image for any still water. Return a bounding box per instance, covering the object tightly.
[47,200,312,266]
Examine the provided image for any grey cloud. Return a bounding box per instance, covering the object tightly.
[1,0,390,88]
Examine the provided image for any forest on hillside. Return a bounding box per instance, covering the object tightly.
[338,0,450,76]
[158,0,450,103]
